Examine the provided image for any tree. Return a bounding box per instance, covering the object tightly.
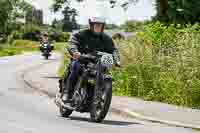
[52,0,138,12]
[154,0,168,21]
[0,0,13,34]
[0,0,33,35]
[62,7,79,32]
[52,19,63,32]
[26,9,43,25]
[105,24,118,29]
[168,0,200,23]
[154,0,200,23]
[52,0,200,24]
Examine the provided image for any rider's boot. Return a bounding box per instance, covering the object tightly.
[61,91,73,108]
[61,79,73,107]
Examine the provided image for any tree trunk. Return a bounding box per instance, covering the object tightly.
[156,0,168,20]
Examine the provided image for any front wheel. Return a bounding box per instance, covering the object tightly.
[90,79,112,123]
[45,55,49,60]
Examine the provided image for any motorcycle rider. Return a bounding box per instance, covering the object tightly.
[59,16,121,105]
[40,32,53,52]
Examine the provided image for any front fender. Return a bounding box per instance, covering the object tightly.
[103,74,112,92]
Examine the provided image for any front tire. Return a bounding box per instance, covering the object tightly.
[90,79,112,123]
[45,55,49,60]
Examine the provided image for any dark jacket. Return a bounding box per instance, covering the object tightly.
[68,29,120,64]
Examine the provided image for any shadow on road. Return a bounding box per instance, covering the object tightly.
[69,116,141,126]
[41,58,58,61]
[43,76,60,79]
[47,58,58,61]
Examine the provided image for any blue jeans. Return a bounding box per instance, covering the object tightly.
[64,60,81,96]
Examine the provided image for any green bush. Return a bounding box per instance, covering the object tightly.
[62,32,70,42]
[121,20,149,32]
[24,24,41,33]
[12,31,22,40]
[50,32,70,42]
[58,51,70,78]
[6,31,23,44]
[57,32,70,42]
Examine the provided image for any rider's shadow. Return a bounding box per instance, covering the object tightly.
[68,116,142,126]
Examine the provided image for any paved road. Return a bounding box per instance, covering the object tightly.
[0,53,199,133]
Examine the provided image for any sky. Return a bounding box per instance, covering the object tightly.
[26,0,156,25]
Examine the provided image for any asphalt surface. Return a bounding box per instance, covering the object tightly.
[0,53,199,133]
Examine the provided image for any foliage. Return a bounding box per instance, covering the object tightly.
[0,39,38,57]
[0,0,33,35]
[57,43,70,77]
[155,0,200,23]
[121,20,148,32]
[0,47,22,56]
[52,19,63,32]
[12,31,23,40]
[62,7,79,32]
[11,39,39,51]
[112,22,200,108]
[105,24,118,30]
[49,32,70,42]
[52,0,138,12]
[21,24,41,41]
[52,0,200,24]
[26,8,43,25]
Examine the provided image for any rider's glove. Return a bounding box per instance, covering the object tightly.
[115,61,121,67]
[72,52,81,59]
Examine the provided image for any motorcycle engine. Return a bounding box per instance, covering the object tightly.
[72,88,87,107]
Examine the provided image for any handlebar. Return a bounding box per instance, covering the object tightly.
[81,51,111,58]
[79,51,109,60]
[80,54,96,60]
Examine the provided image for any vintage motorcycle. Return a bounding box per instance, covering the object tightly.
[40,43,54,59]
[55,51,115,122]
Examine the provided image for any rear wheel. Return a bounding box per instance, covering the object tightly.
[90,79,112,123]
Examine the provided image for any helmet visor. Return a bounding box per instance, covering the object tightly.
[89,17,105,24]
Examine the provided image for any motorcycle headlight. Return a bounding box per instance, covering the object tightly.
[44,44,48,47]
[100,54,114,68]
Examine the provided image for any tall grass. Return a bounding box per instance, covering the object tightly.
[113,22,200,108]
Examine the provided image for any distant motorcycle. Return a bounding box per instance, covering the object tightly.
[55,51,114,123]
[40,42,54,59]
